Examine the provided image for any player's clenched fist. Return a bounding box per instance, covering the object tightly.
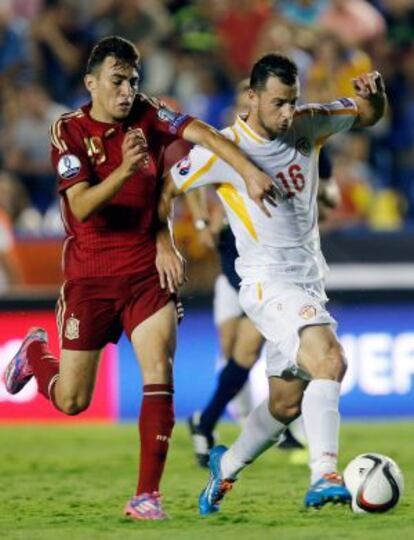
[353,71,385,99]
[120,129,149,175]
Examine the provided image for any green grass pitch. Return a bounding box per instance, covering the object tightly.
[0,422,412,540]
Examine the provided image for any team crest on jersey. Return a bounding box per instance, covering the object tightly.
[299,304,317,320]
[65,315,80,340]
[57,154,81,179]
[295,137,311,157]
[177,155,191,176]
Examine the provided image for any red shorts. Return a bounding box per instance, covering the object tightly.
[56,272,175,350]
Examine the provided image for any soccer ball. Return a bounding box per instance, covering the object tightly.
[343,453,404,513]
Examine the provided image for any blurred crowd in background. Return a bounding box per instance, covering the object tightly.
[0,0,413,292]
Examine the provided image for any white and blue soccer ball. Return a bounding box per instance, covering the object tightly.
[344,453,404,514]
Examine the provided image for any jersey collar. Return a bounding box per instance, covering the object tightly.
[235,115,268,145]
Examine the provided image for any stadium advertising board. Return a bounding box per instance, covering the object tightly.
[2,305,414,421]
[118,305,414,420]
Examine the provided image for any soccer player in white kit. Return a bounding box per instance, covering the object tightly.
[161,54,387,512]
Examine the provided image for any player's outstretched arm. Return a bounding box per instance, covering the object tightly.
[180,118,281,217]
[353,71,387,128]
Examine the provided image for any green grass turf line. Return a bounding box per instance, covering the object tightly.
[0,422,412,539]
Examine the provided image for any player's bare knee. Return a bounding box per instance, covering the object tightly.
[142,358,172,385]
[60,395,91,416]
[332,347,347,381]
[221,337,234,360]
[268,397,301,424]
[308,342,347,381]
[233,347,257,369]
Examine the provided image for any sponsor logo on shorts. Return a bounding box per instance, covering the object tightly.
[295,137,311,156]
[57,154,81,179]
[177,155,191,176]
[299,304,317,320]
[65,315,80,340]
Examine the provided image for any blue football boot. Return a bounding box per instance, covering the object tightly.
[305,472,351,509]
[199,445,235,516]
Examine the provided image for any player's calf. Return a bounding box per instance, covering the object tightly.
[58,394,92,416]
[268,396,301,425]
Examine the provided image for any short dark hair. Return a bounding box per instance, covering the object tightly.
[250,54,298,90]
[86,36,140,74]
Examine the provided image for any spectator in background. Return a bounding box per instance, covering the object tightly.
[325,135,375,229]
[93,0,174,95]
[4,82,68,212]
[170,0,219,53]
[320,0,386,47]
[254,20,313,89]
[169,1,221,104]
[0,172,23,293]
[0,0,31,88]
[0,169,43,236]
[377,0,414,46]
[181,61,234,128]
[94,0,171,46]
[305,31,372,102]
[275,0,329,27]
[387,44,414,218]
[213,0,271,78]
[324,132,403,231]
[9,0,43,21]
[31,0,96,106]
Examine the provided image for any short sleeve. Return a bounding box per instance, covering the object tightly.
[170,145,232,193]
[152,105,194,144]
[50,117,93,193]
[297,98,358,144]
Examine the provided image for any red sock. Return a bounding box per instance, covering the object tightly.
[136,384,175,495]
[27,341,60,401]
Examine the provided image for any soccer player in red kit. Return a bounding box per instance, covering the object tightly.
[4,36,278,520]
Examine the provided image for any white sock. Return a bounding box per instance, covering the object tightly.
[227,377,254,424]
[221,398,286,479]
[288,415,307,447]
[302,379,341,484]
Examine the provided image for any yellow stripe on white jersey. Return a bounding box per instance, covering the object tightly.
[235,116,266,145]
[177,154,218,193]
[216,183,258,241]
[229,126,241,145]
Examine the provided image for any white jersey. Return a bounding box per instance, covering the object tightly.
[171,98,358,285]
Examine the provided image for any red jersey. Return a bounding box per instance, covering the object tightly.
[50,95,193,280]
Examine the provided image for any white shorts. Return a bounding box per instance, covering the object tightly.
[213,274,243,326]
[239,280,336,380]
